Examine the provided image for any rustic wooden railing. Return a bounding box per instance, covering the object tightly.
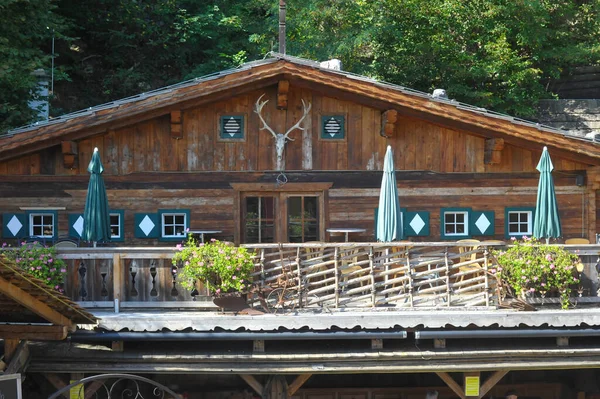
[45,242,600,312]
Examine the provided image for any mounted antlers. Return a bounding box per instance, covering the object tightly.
[255,93,312,171]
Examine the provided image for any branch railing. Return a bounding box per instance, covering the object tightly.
[48,242,600,311]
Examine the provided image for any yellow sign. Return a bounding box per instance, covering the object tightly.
[464,376,480,397]
[70,380,85,399]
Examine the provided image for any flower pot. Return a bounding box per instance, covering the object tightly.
[213,293,248,312]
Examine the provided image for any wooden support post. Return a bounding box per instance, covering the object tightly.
[240,374,263,397]
[484,138,504,165]
[436,372,465,399]
[557,336,569,347]
[5,340,29,374]
[84,380,106,399]
[170,110,183,139]
[434,338,446,349]
[265,375,288,399]
[61,140,78,169]
[254,339,265,353]
[380,109,398,138]
[479,370,509,398]
[371,338,383,350]
[464,371,480,399]
[113,253,122,313]
[111,341,124,352]
[277,80,290,110]
[3,338,19,363]
[334,247,340,308]
[587,186,597,242]
[288,374,312,397]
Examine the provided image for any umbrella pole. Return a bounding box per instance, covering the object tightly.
[545,238,549,245]
[93,241,97,248]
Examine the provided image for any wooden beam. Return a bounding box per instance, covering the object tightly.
[436,372,465,399]
[479,370,509,398]
[239,374,263,397]
[43,373,69,399]
[170,110,183,139]
[287,374,312,397]
[0,324,67,340]
[84,380,105,399]
[380,109,398,138]
[5,340,30,374]
[277,80,290,109]
[3,338,19,363]
[484,138,504,165]
[0,275,76,331]
[61,140,78,169]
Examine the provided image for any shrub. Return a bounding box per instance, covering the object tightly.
[172,236,255,296]
[492,237,580,309]
[1,242,68,292]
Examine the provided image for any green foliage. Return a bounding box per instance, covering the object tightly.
[492,237,580,309]
[1,242,68,292]
[172,236,255,296]
[0,0,68,131]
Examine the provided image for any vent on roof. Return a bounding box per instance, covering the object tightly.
[586,132,600,142]
[432,89,448,99]
[319,59,342,71]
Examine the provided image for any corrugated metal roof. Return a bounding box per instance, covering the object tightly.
[86,308,600,332]
[2,53,595,145]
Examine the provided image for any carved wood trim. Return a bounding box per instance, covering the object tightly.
[230,182,333,192]
[277,80,290,109]
[61,140,78,169]
[380,109,398,138]
[170,110,183,139]
[484,138,505,165]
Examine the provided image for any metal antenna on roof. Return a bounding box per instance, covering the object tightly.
[279,0,286,54]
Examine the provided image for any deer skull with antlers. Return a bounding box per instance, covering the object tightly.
[255,93,312,171]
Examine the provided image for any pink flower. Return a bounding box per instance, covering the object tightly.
[60,268,66,273]
[550,264,555,269]
[54,285,60,290]
[216,288,221,294]
[541,282,546,287]
[510,237,516,241]
[232,276,237,280]
[46,277,51,281]
[36,266,42,270]
[48,258,53,263]
[176,244,182,250]
[1,243,6,248]
[546,254,553,261]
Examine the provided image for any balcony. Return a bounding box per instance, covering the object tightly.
[52,242,600,312]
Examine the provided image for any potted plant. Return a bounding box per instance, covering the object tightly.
[492,236,581,309]
[1,241,68,292]
[172,236,255,302]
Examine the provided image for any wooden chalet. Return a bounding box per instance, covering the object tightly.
[1,54,600,398]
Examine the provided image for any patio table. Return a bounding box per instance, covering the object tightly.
[326,227,366,242]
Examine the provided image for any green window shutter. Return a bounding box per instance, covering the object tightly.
[321,116,345,139]
[404,211,430,237]
[374,207,406,240]
[110,210,125,242]
[219,115,244,140]
[2,213,27,239]
[68,213,84,239]
[134,213,159,238]
[470,211,495,236]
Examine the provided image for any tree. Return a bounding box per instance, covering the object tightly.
[0,0,67,132]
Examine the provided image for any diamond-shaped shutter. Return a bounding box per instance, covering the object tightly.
[220,115,244,139]
[404,211,430,237]
[470,211,495,236]
[69,214,84,238]
[2,213,27,238]
[134,213,159,238]
[321,116,345,139]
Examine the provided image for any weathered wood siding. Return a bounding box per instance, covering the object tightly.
[0,88,589,175]
[0,172,591,244]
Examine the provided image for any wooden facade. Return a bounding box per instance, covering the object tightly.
[0,56,599,246]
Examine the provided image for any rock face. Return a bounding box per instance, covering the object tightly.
[538,99,600,137]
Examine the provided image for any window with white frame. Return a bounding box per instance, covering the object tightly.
[30,213,54,238]
[110,213,121,239]
[507,210,533,236]
[443,211,469,237]
[162,213,186,238]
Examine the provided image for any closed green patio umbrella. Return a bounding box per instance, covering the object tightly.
[83,148,111,246]
[533,146,561,243]
[376,145,403,241]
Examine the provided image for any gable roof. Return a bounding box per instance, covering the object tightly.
[1,53,599,164]
[0,255,96,332]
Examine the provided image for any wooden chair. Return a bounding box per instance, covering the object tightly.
[389,245,411,288]
[456,239,482,283]
[339,247,367,288]
[54,239,78,248]
[303,242,328,284]
[565,238,590,244]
